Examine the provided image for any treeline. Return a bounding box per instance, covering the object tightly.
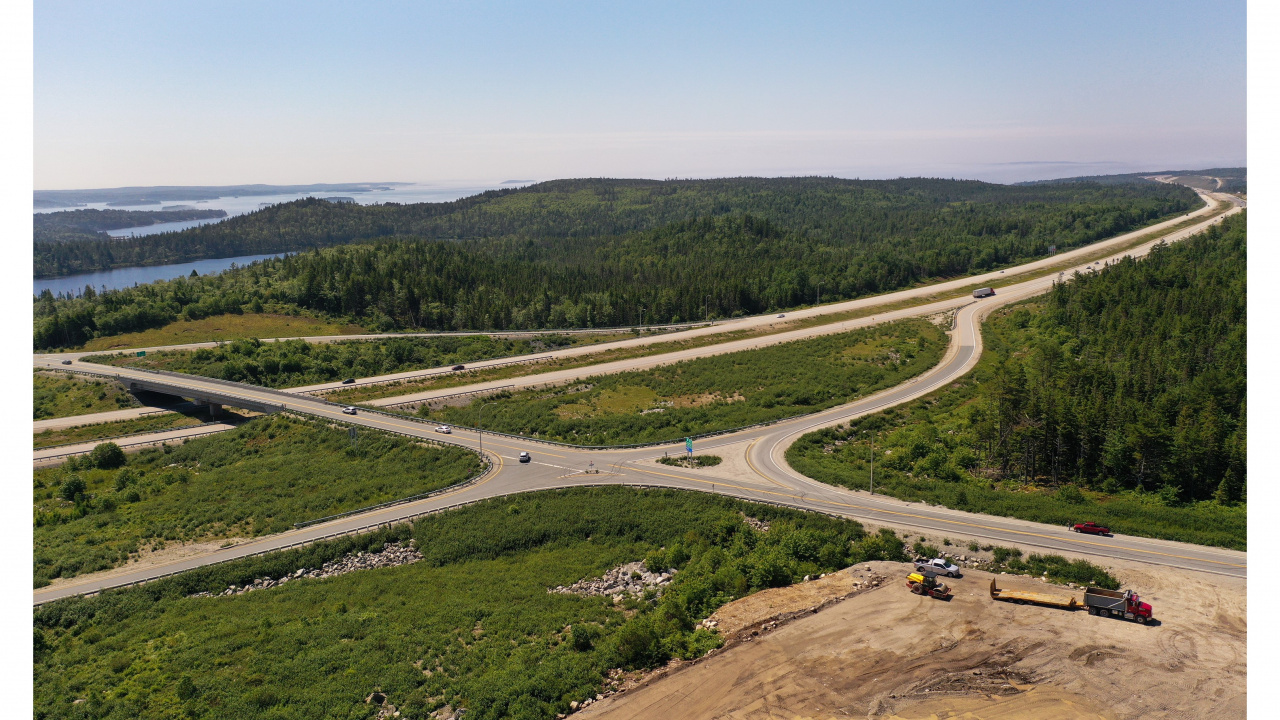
[34,179,1201,349]
[33,208,227,248]
[794,212,1246,515]
[32,176,1197,277]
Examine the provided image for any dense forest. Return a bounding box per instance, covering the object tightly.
[33,208,228,249]
[33,176,1197,277]
[33,178,1201,349]
[790,213,1246,545]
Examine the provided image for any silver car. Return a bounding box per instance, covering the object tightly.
[915,557,961,577]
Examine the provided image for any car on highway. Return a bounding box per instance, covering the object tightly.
[518,451,531,463]
[452,364,466,371]
[61,359,72,365]
[435,425,452,434]
[914,557,961,578]
[342,406,358,415]
[776,314,785,318]
[1071,521,1110,536]
[342,377,356,384]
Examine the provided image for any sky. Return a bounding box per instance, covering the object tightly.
[34,0,1246,189]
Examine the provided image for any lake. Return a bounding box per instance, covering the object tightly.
[35,253,288,298]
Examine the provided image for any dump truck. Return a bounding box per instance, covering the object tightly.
[988,578,1080,609]
[1084,587,1153,624]
[906,572,952,599]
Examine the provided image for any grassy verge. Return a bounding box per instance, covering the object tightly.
[657,455,722,468]
[33,486,909,720]
[419,319,948,446]
[34,412,210,449]
[78,313,369,351]
[787,303,1246,550]
[86,332,640,390]
[34,371,140,420]
[32,415,482,586]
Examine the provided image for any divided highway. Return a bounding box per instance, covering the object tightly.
[32,191,1246,604]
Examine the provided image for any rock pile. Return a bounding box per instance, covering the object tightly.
[740,513,770,532]
[189,541,422,598]
[550,561,674,599]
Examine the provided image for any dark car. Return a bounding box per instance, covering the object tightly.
[518,451,531,463]
[1071,521,1110,535]
[342,377,355,384]
[61,359,72,365]
[452,365,466,371]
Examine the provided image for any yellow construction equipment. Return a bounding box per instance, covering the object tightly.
[906,572,952,599]
[988,578,1080,609]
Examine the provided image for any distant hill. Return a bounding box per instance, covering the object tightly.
[33,182,404,210]
[34,208,228,245]
[1020,167,1245,193]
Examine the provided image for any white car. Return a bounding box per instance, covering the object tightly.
[915,557,961,578]
[435,425,452,434]
[776,313,785,318]
[342,406,357,415]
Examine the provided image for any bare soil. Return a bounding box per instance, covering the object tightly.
[583,559,1245,720]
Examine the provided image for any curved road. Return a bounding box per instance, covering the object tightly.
[32,191,1246,604]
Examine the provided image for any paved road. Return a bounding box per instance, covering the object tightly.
[31,192,1245,604]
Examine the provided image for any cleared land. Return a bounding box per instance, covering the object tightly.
[32,487,910,720]
[32,416,481,586]
[585,558,1244,720]
[420,319,947,445]
[79,313,367,351]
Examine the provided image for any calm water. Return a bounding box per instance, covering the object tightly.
[38,181,524,237]
[35,253,288,298]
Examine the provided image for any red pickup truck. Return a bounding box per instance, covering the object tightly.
[1071,521,1110,535]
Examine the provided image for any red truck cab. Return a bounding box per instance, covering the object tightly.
[1085,587,1153,624]
[1071,521,1110,535]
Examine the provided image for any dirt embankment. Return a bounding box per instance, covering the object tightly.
[582,559,1245,720]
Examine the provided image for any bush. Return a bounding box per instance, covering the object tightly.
[87,442,127,470]
[58,475,86,502]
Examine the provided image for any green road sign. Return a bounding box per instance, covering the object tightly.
[685,437,693,453]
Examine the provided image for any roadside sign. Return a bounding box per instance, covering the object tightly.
[136,351,146,357]
[685,437,693,455]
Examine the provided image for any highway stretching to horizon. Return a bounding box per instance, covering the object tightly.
[32,189,1246,604]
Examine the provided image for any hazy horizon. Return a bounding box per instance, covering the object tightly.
[37,1,1245,188]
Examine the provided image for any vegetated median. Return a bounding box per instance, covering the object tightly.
[33,486,913,720]
[34,411,214,449]
[32,415,482,587]
[416,319,948,446]
[788,214,1247,550]
[85,332,619,389]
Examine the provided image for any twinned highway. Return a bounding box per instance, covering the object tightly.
[32,191,1246,604]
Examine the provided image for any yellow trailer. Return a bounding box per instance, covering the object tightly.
[989,578,1080,609]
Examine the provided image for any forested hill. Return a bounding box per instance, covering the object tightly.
[33,177,1198,277]
[34,208,228,247]
[33,178,1202,349]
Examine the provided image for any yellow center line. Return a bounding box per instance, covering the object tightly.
[623,465,1246,570]
[744,438,788,487]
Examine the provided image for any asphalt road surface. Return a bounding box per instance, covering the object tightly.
[31,192,1245,604]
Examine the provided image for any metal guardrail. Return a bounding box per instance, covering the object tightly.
[34,427,233,462]
[33,421,227,452]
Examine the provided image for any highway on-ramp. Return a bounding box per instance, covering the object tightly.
[31,191,1246,604]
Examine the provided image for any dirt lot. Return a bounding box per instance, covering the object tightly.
[583,559,1245,720]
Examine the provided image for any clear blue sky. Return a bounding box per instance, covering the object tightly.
[35,0,1246,188]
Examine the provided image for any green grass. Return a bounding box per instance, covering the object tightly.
[33,487,909,720]
[657,455,722,468]
[77,313,367,351]
[34,371,140,420]
[34,412,211,449]
[419,319,948,446]
[32,416,482,586]
[86,333,623,389]
[787,306,1246,550]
